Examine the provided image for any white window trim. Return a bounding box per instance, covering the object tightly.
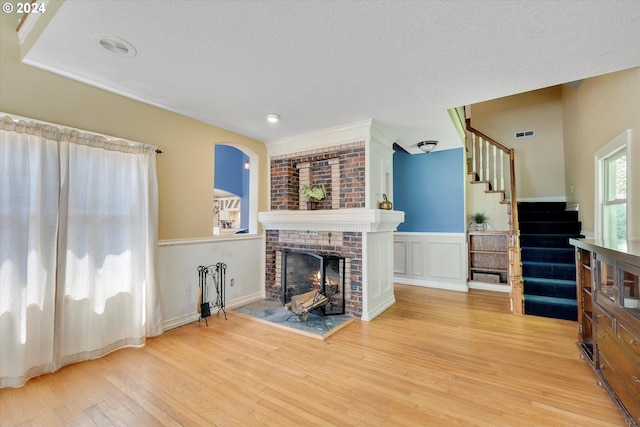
[594,129,632,240]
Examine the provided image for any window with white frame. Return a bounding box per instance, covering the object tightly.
[603,148,627,240]
[595,130,631,241]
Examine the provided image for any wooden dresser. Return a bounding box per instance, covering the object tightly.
[570,238,640,426]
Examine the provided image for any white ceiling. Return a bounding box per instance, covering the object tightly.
[20,0,640,154]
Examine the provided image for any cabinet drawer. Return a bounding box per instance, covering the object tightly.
[599,350,640,425]
[619,322,640,360]
[597,325,640,398]
[595,305,615,336]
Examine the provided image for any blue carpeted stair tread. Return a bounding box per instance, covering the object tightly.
[523,277,577,286]
[523,277,577,299]
[518,210,578,222]
[519,221,582,234]
[520,247,575,263]
[524,294,578,306]
[518,202,567,211]
[524,294,578,321]
[520,233,580,248]
[522,261,576,280]
[522,260,576,268]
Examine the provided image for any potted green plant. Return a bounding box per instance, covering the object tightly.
[468,212,490,231]
[299,184,326,210]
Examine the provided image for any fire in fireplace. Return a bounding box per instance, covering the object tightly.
[282,251,345,315]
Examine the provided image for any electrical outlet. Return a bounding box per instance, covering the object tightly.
[230,279,235,286]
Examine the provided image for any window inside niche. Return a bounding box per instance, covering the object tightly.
[214,144,251,235]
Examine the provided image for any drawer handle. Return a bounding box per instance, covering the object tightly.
[600,364,605,370]
[630,339,636,345]
[633,376,640,383]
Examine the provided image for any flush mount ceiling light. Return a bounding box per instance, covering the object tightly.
[91,33,137,58]
[266,113,281,123]
[417,140,438,153]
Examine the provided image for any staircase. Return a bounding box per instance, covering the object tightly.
[462,115,524,314]
[460,104,583,319]
[518,202,581,321]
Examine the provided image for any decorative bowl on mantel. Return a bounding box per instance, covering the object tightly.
[379,194,392,210]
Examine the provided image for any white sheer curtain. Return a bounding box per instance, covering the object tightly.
[0,120,60,387]
[0,116,162,387]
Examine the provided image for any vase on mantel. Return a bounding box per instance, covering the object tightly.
[306,201,318,210]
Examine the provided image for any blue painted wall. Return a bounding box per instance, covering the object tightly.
[393,147,465,232]
[214,145,250,229]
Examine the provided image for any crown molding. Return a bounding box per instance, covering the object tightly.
[264,119,374,158]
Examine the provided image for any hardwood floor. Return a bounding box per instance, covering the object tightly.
[0,285,627,426]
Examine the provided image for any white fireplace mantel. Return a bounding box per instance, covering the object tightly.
[258,208,405,233]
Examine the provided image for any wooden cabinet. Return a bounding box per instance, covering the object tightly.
[576,247,594,363]
[571,238,640,427]
[467,231,508,285]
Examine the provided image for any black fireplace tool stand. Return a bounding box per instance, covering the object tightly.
[197,262,227,326]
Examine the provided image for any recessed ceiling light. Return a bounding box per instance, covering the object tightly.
[266,113,281,123]
[91,33,137,58]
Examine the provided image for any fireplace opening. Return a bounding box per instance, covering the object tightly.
[282,251,345,316]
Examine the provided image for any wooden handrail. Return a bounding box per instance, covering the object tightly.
[15,0,37,32]
[466,119,511,154]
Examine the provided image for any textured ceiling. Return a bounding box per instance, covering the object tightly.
[19,0,640,153]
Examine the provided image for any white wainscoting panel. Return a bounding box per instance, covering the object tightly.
[157,235,265,331]
[362,231,396,321]
[410,240,423,276]
[393,232,468,292]
[428,242,463,279]
[393,240,406,274]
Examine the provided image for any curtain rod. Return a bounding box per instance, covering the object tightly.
[1,112,163,154]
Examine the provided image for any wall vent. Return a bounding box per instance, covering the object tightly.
[515,130,535,139]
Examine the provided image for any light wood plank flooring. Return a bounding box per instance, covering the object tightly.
[0,285,627,426]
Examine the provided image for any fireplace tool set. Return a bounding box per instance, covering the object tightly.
[197,262,227,326]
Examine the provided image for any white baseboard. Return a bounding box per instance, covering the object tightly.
[579,230,595,238]
[162,292,265,331]
[517,196,567,203]
[362,294,396,321]
[162,312,200,331]
[394,277,468,292]
[226,292,265,310]
[468,281,511,293]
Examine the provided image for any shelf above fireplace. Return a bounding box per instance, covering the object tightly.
[258,208,404,232]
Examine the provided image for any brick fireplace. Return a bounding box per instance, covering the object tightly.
[267,229,361,316]
[259,120,404,320]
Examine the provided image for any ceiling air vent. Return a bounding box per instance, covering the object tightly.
[515,130,535,139]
